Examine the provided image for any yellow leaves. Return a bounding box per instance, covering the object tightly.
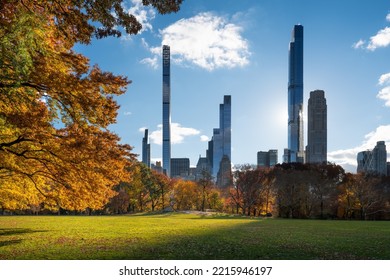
[0,175,44,211]
[0,1,142,213]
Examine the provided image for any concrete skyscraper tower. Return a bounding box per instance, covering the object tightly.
[162,45,171,176]
[306,90,327,164]
[286,24,304,163]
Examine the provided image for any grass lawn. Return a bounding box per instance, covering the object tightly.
[0,213,389,260]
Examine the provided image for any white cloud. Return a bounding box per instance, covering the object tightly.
[328,125,390,172]
[148,123,200,145]
[379,72,390,85]
[147,12,250,71]
[352,39,365,49]
[200,135,210,142]
[377,86,390,106]
[367,27,390,51]
[377,73,390,106]
[141,38,150,49]
[140,56,158,69]
[123,111,132,116]
[354,14,390,51]
[125,0,156,33]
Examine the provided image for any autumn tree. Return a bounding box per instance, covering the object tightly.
[170,179,200,211]
[142,166,171,212]
[271,163,313,218]
[230,165,271,216]
[106,181,131,214]
[197,170,214,212]
[152,171,172,211]
[0,1,183,212]
[369,176,390,219]
[337,173,382,220]
[307,163,344,218]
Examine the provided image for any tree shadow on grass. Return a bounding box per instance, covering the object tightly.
[0,239,22,247]
[0,228,48,236]
[0,228,49,249]
[107,218,390,260]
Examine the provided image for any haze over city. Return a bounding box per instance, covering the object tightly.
[75,0,390,173]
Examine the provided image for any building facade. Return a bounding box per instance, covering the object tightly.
[142,128,151,168]
[306,90,327,164]
[195,156,211,180]
[170,158,190,178]
[287,24,305,163]
[357,141,388,176]
[257,150,278,168]
[162,45,171,176]
[208,95,232,187]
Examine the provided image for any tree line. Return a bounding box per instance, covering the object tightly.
[105,162,390,220]
[3,160,390,220]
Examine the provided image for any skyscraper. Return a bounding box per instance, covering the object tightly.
[287,25,304,163]
[306,90,327,164]
[162,45,171,176]
[170,158,190,178]
[357,141,387,176]
[209,95,231,187]
[142,128,151,168]
[257,150,278,168]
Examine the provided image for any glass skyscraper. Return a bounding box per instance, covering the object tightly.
[357,141,387,176]
[142,128,151,168]
[287,25,304,163]
[162,45,171,176]
[209,95,231,187]
[257,150,278,168]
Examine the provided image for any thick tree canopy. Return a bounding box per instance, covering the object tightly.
[0,0,182,211]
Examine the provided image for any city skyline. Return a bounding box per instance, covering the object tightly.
[75,0,390,173]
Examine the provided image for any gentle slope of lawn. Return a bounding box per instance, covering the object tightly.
[0,213,389,259]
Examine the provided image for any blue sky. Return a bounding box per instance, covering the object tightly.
[75,0,390,172]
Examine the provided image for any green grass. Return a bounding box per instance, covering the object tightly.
[0,213,389,259]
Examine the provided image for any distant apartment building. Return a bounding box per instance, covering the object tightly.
[195,156,211,180]
[170,158,190,178]
[151,161,163,174]
[257,150,278,168]
[357,141,388,176]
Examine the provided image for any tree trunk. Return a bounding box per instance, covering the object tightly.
[161,188,165,210]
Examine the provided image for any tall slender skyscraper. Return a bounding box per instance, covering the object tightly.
[162,45,171,176]
[306,90,327,164]
[287,25,304,163]
[142,128,151,168]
